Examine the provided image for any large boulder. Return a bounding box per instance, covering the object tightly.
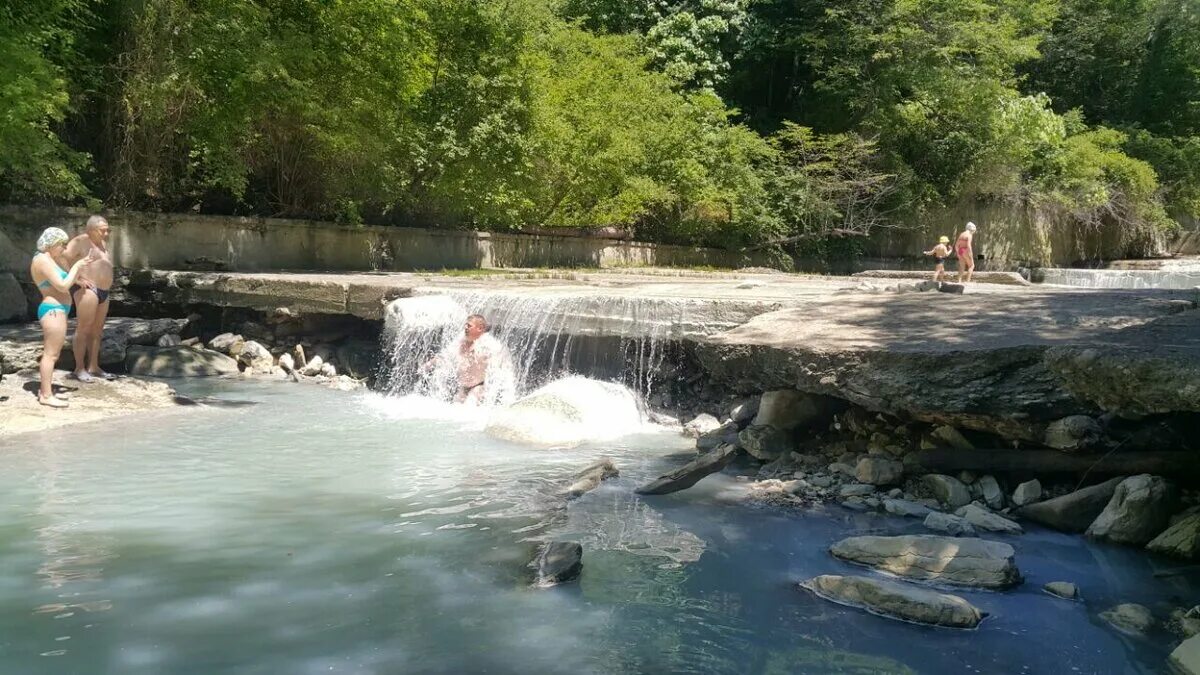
[683,413,722,438]
[738,424,792,461]
[1086,474,1179,546]
[922,474,972,509]
[1018,476,1126,533]
[1172,634,1200,675]
[1147,513,1200,560]
[484,376,642,447]
[237,339,274,374]
[829,534,1022,589]
[855,457,904,486]
[207,332,244,356]
[801,574,986,629]
[956,503,1023,534]
[1044,415,1103,451]
[752,389,840,431]
[0,273,26,323]
[125,346,239,377]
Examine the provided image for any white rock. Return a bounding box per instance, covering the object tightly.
[1012,479,1043,507]
[300,355,324,377]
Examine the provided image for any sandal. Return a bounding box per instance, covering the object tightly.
[71,372,95,383]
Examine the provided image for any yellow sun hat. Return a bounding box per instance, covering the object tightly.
[938,236,950,244]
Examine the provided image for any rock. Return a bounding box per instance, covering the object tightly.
[752,389,840,431]
[729,396,760,425]
[696,421,739,452]
[855,457,904,486]
[922,474,972,509]
[531,541,582,586]
[0,273,26,322]
[830,534,1021,589]
[319,363,337,378]
[955,503,1023,534]
[207,332,244,356]
[125,346,239,377]
[800,575,986,629]
[683,413,722,438]
[738,424,792,461]
[1171,634,1200,675]
[1044,415,1103,451]
[841,499,869,511]
[300,355,325,377]
[278,353,296,373]
[828,462,856,477]
[957,471,977,485]
[237,340,274,374]
[883,498,932,518]
[839,483,876,498]
[562,458,619,500]
[1100,603,1155,635]
[335,339,379,380]
[1087,474,1179,546]
[1043,581,1079,600]
[1018,476,1126,532]
[181,336,201,347]
[1012,479,1043,507]
[636,444,740,496]
[976,475,1005,510]
[931,425,974,450]
[1170,607,1200,639]
[156,333,182,347]
[1147,513,1200,560]
[924,512,976,536]
[809,474,834,488]
[937,282,965,294]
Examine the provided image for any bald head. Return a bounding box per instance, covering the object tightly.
[86,215,108,231]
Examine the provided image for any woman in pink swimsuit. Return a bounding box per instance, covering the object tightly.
[956,221,977,283]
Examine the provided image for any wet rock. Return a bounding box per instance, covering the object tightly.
[809,474,835,488]
[883,498,932,518]
[956,504,1022,534]
[841,498,869,511]
[1087,474,1179,546]
[1147,513,1200,560]
[562,458,619,500]
[636,444,740,496]
[1100,603,1155,635]
[300,355,325,377]
[1044,581,1079,600]
[922,474,972,509]
[729,396,760,426]
[931,425,974,450]
[531,541,582,586]
[697,420,739,452]
[1018,476,1126,532]
[753,389,840,431]
[238,340,274,374]
[1044,415,1103,451]
[126,346,239,377]
[1171,634,1200,675]
[684,413,722,438]
[839,483,876,498]
[800,574,986,629]
[279,353,296,373]
[924,512,976,536]
[1012,479,1043,507]
[1169,606,1200,638]
[830,534,1021,589]
[975,475,1005,510]
[739,424,792,461]
[319,362,337,378]
[855,457,904,486]
[207,332,244,356]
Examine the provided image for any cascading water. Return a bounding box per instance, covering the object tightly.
[1039,258,1200,289]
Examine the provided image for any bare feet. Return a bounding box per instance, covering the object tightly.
[38,394,69,408]
[71,371,95,383]
[89,370,117,381]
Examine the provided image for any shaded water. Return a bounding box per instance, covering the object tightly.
[0,381,1193,674]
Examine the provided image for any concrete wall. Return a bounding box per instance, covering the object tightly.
[0,206,778,276]
[861,199,1170,268]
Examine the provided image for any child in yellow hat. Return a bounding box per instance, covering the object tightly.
[924,235,953,282]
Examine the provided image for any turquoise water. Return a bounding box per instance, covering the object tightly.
[0,380,1190,674]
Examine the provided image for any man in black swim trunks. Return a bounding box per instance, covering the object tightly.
[64,215,116,382]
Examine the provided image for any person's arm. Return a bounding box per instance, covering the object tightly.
[34,252,94,293]
[61,237,95,288]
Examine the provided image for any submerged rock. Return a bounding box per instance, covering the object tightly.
[636,444,740,496]
[562,458,619,500]
[1100,603,1155,636]
[801,574,986,629]
[1086,474,1179,546]
[956,504,1023,535]
[531,541,582,586]
[1043,581,1079,600]
[830,534,1021,589]
[126,346,239,377]
[924,512,976,537]
[1017,476,1126,532]
[1147,513,1200,560]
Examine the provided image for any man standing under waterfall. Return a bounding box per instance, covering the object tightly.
[425,314,513,405]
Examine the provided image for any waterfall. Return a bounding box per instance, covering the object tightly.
[1039,260,1200,289]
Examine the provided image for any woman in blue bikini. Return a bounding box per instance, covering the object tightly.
[30,228,95,408]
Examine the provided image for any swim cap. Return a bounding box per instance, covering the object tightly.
[966,222,977,231]
[939,236,950,244]
[36,227,69,252]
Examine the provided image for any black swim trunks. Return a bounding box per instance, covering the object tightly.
[70,285,110,303]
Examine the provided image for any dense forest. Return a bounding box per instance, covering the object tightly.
[2,0,1198,253]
